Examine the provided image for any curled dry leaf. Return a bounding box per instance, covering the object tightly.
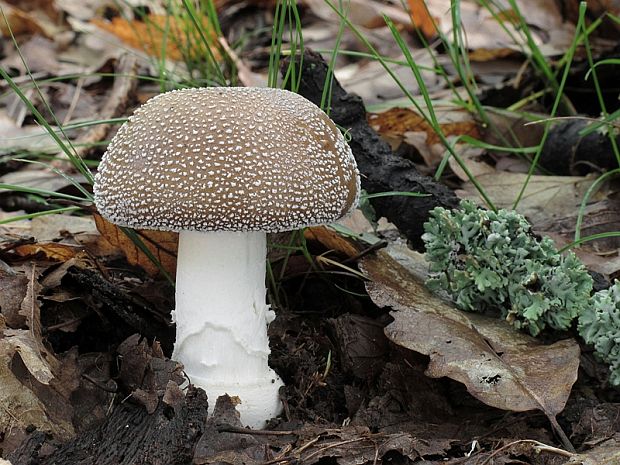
[304,225,361,258]
[17,264,58,380]
[359,244,580,423]
[94,213,178,278]
[368,106,481,167]
[14,242,85,262]
[0,265,74,443]
[0,335,73,442]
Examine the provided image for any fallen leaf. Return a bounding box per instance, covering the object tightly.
[426,0,577,56]
[0,35,60,76]
[30,214,99,242]
[408,0,438,38]
[360,244,579,425]
[292,426,449,465]
[304,0,411,29]
[368,106,481,167]
[14,242,85,261]
[0,267,28,327]
[17,264,59,377]
[0,168,88,195]
[94,214,178,278]
[0,111,59,155]
[92,14,219,62]
[565,435,620,465]
[304,225,361,258]
[468,47,517,61]
[537,196,620,254]
[0,266,75,445]
[0,0,62,38]
[336,55,441,106]
[368,107,480,145]
[453,157,596,226]
[3,328,54,384]
[0,335,73,442]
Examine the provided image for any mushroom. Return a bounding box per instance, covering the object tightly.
[94,87,360,428]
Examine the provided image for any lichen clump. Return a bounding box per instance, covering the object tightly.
[422,200,593,336]
[579,281,620,386]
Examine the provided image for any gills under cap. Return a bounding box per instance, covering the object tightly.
[94,87,360,232]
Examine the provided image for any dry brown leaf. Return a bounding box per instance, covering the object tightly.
[360,244,579,426]
[565,435,620,465]
[19,265,56,370]
[0,3,46,37]
[538,196,620,254]
[368,106,481,166]
[30,214,98,242]
[0,269,28,327]
[0,336,73,440]
[94,214,178,278]
[408,0,438,38]
[468,47,517,62]
[303,0,411,29]
[14,242,84,262]
[426,0,577,56]
[0,265,74,443]
[368,107,480,145]
[452,157,596,226]
[4,0,60,21]
[0,0,63,38]
[92,14,219,62]
[304,226,361,258]
[0,169,88,195]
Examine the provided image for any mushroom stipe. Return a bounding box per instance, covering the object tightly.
[94,87,360,428]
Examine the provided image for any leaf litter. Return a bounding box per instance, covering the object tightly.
[1,0,620,463]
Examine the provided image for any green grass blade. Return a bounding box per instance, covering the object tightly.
[512,2,587,209]
[0,206,81,225]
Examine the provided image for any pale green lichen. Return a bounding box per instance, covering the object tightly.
[578,281,620,386]
[422,200,593,336]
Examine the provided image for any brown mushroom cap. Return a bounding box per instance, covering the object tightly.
[94,87,360,232]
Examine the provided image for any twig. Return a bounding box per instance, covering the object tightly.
[301,437,371,462]
[479,439,574,465]
[341,239,388,265]
[82,373,118,393]
[44,316,85,333]
[548,415,576,453]
[216,424,295,436]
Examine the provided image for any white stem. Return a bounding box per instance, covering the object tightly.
[172,230,284,428]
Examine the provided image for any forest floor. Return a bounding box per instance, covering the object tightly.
[1,0,620,464]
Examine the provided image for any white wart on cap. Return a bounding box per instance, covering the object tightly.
[94,87,360,232]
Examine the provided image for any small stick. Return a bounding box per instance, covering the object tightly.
[82,373,118,393]
[216,423,295,436]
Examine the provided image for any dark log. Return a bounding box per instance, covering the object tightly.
[540,119,620,176]
[281,50,459,248]
[8,386,208,465]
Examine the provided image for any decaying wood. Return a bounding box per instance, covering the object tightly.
[8,386,208,465]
